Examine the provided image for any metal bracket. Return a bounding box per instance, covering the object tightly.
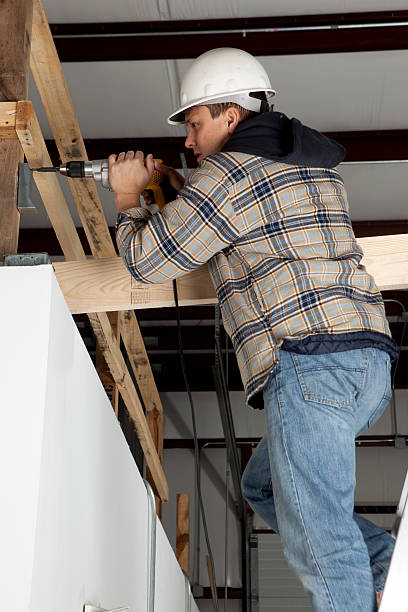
[4,253,50,266]
[17,162,37,212]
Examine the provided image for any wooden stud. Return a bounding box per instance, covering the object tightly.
[95,312,120,417]
[15,101,84,261]
[88,311,168,502]
[52,233,408,315]
[0,0,33,260]
[30,0,165,505]
[176,493,190,577]
[119,309,163,517]
[30,1,165,505]
[14,101,168,502]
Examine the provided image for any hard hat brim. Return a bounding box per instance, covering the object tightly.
[167,88,276,125]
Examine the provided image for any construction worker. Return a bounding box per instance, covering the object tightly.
[110,48,396,611]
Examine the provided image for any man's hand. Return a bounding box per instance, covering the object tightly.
[154,160,185,192]
[109,150,155,211]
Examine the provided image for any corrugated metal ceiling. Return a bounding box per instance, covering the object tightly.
[42,0,408,22]
[22,2,408,228]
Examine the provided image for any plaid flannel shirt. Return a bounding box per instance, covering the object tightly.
[116,152,393,408]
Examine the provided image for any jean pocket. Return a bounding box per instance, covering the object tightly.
[291,350,369,408]
[368,355,392,428]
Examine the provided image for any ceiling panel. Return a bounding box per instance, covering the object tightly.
[41,0,408,23]
[339,161,408,221]
[29,49,407,140]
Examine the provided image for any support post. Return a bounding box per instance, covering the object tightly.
[0,0,33,260]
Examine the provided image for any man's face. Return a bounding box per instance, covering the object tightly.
[184,106,231,163]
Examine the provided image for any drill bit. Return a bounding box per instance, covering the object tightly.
[31,167,60,172]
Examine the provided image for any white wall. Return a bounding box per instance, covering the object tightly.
[0,266,197,612]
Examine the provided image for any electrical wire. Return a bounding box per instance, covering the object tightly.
[224,462,230,612]
[172,280,219,612]
[384,299,407,438]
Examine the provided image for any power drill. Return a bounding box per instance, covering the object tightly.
[33,159,167,209]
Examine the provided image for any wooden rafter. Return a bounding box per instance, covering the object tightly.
[12,99,168,502]
[27,0,165,503]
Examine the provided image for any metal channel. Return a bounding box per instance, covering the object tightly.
[143,480,157,612]
[184,572,192,612]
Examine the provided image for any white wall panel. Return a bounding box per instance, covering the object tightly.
[0,265,198,612]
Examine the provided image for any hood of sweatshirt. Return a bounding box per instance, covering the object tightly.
[222,110,346,168]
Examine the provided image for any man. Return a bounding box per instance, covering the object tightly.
[110,48,396,611]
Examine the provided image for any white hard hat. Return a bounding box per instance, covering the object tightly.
[167,47,275,125]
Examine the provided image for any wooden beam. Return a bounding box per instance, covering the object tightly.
[0,0,33,260]
[14,100,168,502]
[30,0,166,501]
[30,0,116,259]
[176,493,190,577]
[15,101,84,261]
[88,311,168,502]
[52,258,217,313]
[52,234,408,315]
[96,312,120,417]
[119,309,163,517]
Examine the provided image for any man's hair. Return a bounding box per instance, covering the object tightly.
[204,92,268,123]
[204,102,257,122]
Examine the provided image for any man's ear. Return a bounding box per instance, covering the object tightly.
[225,107,240,133]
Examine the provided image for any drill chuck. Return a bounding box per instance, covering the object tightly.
[60,160,110,189]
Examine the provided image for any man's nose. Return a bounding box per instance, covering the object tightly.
[185,130,195,149]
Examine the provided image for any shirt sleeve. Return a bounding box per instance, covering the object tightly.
[115,166,242,284]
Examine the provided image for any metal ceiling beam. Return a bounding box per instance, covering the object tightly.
[49,11,408,61]
[43,130,408,168]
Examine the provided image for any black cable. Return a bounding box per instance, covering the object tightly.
[172,280,219,612]
[384,299,407,438]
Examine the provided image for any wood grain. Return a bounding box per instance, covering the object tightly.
[15,101,84,261]
[176,493,190,577]
[0,0,33,259]
[52,234,408,314]
[30,0,166,502]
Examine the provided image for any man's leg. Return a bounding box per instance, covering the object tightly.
[242,437,394,596]
[256,348,392,611]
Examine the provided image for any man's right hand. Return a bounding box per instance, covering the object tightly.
[154,160,185,192]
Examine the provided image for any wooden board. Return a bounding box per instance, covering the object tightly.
[30,0,166,503]
[53,234,408,314]
[52,258,217,313]
[0,0,33,259]
[15,101,84,261]
[14,101,168,502]
[176,493,190,577]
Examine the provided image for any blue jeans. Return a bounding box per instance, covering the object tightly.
[242,348,395,611]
